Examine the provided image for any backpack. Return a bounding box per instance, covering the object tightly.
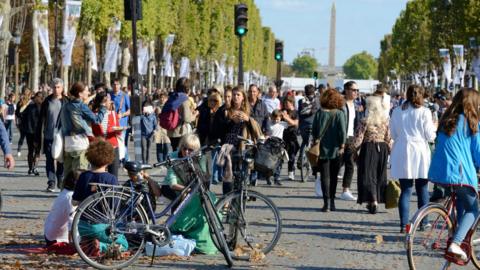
[159,108,180,130]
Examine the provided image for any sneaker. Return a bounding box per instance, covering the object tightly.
[266,177,272,186]
[448,243,467,261]
[288,171,294,181]
[274,180,282,186]
[33,168,40,176]
[46,182,56,192]
[340,191,357,201]
[17,152,21,157]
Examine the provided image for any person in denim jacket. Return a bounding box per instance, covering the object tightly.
[61,82,107,177]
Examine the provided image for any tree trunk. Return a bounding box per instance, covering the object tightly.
[31,10,40,92]
[147,40,155,95]
[62,65,69,93]
[120,40,130,88]
[83,31,93,87]
[0,1,12,98]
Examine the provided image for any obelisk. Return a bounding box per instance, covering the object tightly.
[327,2,336,87]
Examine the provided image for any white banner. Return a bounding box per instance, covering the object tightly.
[439,49,452,86]
[432,69,438,88]
[163,34,175,77]
[179,57,190,78]
[104,20,121,73]
[61,1,81,66]
[215,60,226,85]
[37,5,51,65]
[90,39,98,71]
[473,57,480,81]
[227,65,234,85]
[137,40,149,75]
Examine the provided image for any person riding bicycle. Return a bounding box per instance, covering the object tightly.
[428,88,480,261]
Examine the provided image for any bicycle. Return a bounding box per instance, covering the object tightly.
[215,136,282,260]
[297,128,312,182]
[406,188,480,270]
[71,146,233,269]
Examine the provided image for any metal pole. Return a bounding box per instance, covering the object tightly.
[53,0,58,79]
[238,35,243,86]
[130,0,143,163]
[14,44,19,94]
[275,61,283,90]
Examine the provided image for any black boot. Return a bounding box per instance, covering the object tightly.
[330,199,336,211]
[222,182,233,195]
[321,198,329,212]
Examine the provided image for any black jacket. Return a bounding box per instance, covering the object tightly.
[249,99,269,133]
[36,94,68,145]
[22,103,42,135]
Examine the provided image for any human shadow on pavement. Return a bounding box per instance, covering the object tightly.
[287,231,400,243]
[4,193,58,199]
[293,267,377,270]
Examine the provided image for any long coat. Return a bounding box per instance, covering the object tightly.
[390,104,436,179]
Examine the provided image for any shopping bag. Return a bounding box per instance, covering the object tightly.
[51,128,64,162]
[385,180,401,209]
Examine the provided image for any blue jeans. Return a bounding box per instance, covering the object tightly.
[4,120,13,142]
[156,143,171,163]
[123,129,130,162]
[453,186,479,244]
[211,148,223,184]
[398,178,429,229]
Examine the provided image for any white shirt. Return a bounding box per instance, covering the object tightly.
[262,97,280,114]
[346,101,355,137]
[44,189,76,242]
[390,105,437,179]
[269,121,288,139]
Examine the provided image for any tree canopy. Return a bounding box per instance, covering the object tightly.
[291,55,318,78]
[343,51,377,80]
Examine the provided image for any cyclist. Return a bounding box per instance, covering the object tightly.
[428,88,480,261]
[0,119,14,170]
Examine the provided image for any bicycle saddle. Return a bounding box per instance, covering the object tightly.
[124,161,152,173]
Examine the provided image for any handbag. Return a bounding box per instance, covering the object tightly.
[306,111,336,167]
[385,180,401,209]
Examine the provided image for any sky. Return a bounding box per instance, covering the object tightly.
[255,0,410,66]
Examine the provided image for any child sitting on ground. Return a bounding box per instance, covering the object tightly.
[44,170,81,247]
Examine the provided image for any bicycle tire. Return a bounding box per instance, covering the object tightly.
[469,216,480,269]
[72,191,149,270]
[215,190,282,260]
[300,152,311,183]
[202,192,234,267]
[406,205,453,270]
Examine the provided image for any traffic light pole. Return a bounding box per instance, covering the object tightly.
[275,60,282,90]
[130,0,143,163]
[238,35,244,86]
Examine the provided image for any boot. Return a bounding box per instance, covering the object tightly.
[321,198,329,212]
[330,199,336,211]
[222,182,233,195]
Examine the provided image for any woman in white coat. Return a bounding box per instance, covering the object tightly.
[390,85,436,233]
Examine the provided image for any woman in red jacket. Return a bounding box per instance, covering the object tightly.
[91,91,122,177]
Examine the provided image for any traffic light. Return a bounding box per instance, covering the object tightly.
[313,71,318,80]
[234,4,248,37]
[274,40,283,61]
[124,0,142,21]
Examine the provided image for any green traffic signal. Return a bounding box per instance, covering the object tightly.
[236,26,246,36]
[275,53,282,61]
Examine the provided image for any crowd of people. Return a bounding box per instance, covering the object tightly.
[1,76,480,261]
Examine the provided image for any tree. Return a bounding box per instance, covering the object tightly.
[343,51,378,79]
[291,55,318,77]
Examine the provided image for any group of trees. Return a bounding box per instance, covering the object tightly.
[4,0,279,96]
[378,0,480,83]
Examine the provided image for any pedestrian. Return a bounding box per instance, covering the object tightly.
[109,78,130,162]
[22,91,44,176]
[91,89,121,178]
[164,77,195,151]
[390,85,436,233]
[37,78,66,192]
[280,95,299,182]
[428,88,480,261]
[338,81,363,201]
[15,89,32,157]
[140,101,157,164]
[61,82,107,179]
[154,92,171,163]
[3,93,16,143]
[351,96,392,214]
[311,88,347,212]
[262,86,281,114]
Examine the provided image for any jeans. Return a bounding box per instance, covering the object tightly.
[44,139,64,186]
[398,178,429,228]
[453,186,479,244]
[211,148,223,183]
[123,129,130,162]
[141,136,152,164]
[156,143,171,163]
[4,120,12,142]
[107,147,120,178]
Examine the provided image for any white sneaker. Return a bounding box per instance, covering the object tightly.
[340,191,357,201]
[448,243,467,261]
[288,171,294,180]
[17,152,21,157]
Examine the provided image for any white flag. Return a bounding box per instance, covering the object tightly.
[163,34,175,77]
[104,20,121,73]
[90,39,98,71]
[439,49,452,86]
[37,6,51,65]
[137,40,149,75]
[227,65,234,85]
[179,57,190,78]
[61,1,81,66]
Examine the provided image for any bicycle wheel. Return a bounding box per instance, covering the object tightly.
[216,190,282,260]
[201,192,234,267]
[406,206,453,270]
[469,217,480,269]
[72,191,149,270]
[300,152,311,183]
